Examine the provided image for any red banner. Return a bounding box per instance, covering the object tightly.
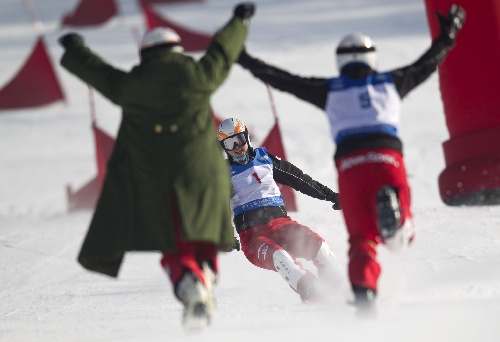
[424,0,500,205]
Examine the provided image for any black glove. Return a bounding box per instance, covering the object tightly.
[58,33,84,49]
[327,192,341,210]
[436,4,466,47]
[237,47,252,68]
[232,237,241,251]
[234,2,256,21]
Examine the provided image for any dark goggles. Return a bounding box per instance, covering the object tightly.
[222,132,247,151]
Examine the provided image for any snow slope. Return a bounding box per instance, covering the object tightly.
[1,1,499,341]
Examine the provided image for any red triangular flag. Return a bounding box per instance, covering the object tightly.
[261,120,298,212]
[67,123,116,211]
[211,108,224,128]
[141,2,212,52]
[61,0,117,27]
[0,37,64,110]
[67,177,99,211]
[93,123,116,190]
[141,0,202,4]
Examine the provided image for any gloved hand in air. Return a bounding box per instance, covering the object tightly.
[232,237,241,251]
[234,2,256,21]
[58,33,84,50]
[436,4,466,47]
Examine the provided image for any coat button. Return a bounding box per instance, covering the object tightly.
[169,124,178,133]
[154,124,163,133]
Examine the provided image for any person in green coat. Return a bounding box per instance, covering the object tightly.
[58,2,256,330]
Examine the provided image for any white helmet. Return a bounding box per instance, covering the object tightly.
[336,33,377,72]
[217,118,251,151]
[140,27,184,52]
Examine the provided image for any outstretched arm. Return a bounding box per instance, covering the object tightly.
[195,3,253,90]
[269,153,340,209]
[391,5,466,99]
[59,33,127,105]
[237,49,329,109]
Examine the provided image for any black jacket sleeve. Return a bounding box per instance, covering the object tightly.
[237,50,329,109]
[390,38,453,99]
[268,152,338,202]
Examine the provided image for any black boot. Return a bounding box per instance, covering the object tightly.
[376,185,401,240]
[352,286,377,319]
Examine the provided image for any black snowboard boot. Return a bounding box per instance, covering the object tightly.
[352,286,377,319]
[376,185,401,240]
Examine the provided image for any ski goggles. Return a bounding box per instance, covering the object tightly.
[222,132,247,151]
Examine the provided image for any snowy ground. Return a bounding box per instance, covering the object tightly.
[1,0,499,341]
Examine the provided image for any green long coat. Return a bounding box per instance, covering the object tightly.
[61,17,247,277]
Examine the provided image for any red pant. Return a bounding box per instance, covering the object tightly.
[239,216,324,270]
[160,193,218,288]
[336,148,412,292]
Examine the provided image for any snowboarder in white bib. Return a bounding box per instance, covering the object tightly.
[217,118,342,303]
